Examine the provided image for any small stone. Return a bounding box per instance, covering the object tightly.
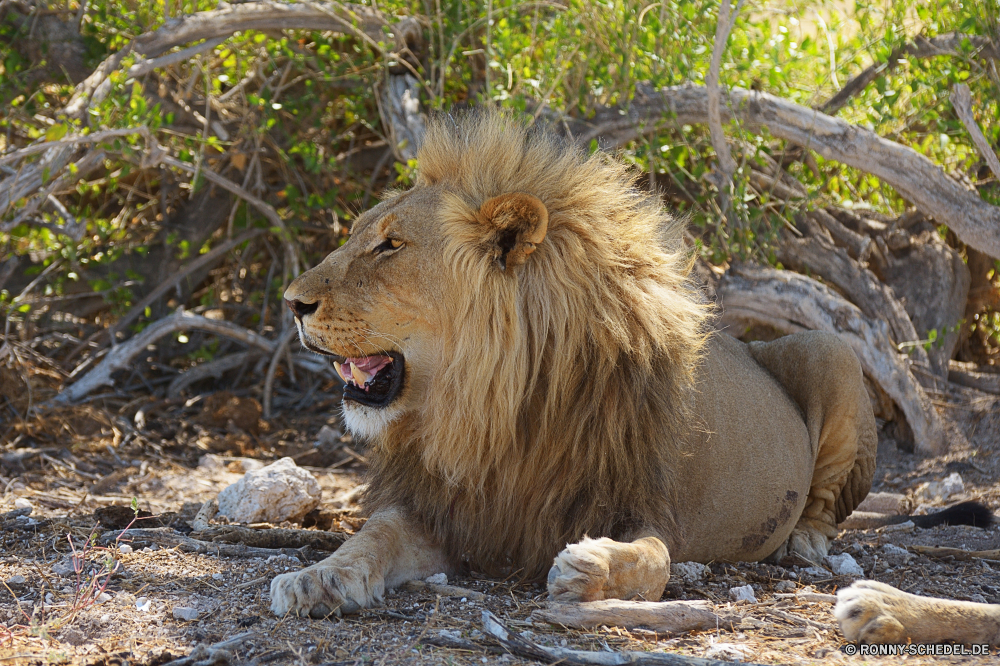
[118,544,133,554]
[880,544,912,565]
[915,472,964,503]
[728,584,757,603]
[825,553,864,577]
[52,555,84,577]
[216,457,321,524]
[425,573,448,585]
[172,606,200,621]
[136,597,151,612]
[6,575,26,586]
[774,580,796,592]
[671,561,710,584]
[13,498,32,510]
[801,566,828,578]
[95,592,112,604]
[705,643,752,660]
[212,573,225,581]
[315,425,343,446]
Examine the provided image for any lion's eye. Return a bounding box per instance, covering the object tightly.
[374,238,404,254]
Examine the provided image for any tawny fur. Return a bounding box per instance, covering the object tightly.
[362,112,710,579]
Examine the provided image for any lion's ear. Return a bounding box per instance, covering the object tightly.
[475,192,549,272]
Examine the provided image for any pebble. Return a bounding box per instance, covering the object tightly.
[825,553,864,577]
[136,597,151,612]
[801,566,828,578]
[880,543,912,565]
[728,584,757,603]
[52,555,84,577]
[6,575,26,586]
[705,643,752,660]
[172,606,200,621]
[95,592,112,604]
[13,498,32,510]
[879,520,915,534]
[212,573,225,581]
[118,544,133,554]
[774,580,796,592]
[425,573,448,585]
[671,561,710,584]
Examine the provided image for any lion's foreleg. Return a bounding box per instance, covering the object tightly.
[835,580,1000,645]
[547,536,671,602]
[269,507,452,617]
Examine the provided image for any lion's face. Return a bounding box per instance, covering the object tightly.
[284,185,547,439]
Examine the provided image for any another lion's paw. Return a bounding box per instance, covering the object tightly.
[834,580,909,643]
[547,537,614,602]
[270,564,384,618]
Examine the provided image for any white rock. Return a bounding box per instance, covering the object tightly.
[728,584,757,603]
[774,580,796,592]
[13,498,32,510]
[95,592,112,604]
[880,544,912,565]
[705,642,752,660]
[216,457,321,524]
[825,553,864,577]
[7,575,26,585]
[212,573,225,581]
[425,573,448,585]
[671,561,710,584]
[916,472,964,503]
[172,606,200,621]
[136,597,151,612]
[118,544,133,554]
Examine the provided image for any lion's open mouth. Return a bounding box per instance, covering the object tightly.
[333,351,405,408]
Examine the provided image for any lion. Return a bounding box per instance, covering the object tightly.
[271,110,879,618]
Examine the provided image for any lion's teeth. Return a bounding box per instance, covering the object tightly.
[350,362,371,386]
[334,361,349,384]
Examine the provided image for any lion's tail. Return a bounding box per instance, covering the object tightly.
[840,500,994,530]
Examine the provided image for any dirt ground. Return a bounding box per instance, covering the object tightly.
[2,385,1000,666]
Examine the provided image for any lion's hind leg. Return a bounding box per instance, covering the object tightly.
[835,580,1000,645]
[547,536,670,602]
[748,331,877,565]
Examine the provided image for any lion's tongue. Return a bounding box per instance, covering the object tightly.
[337,355,392,388]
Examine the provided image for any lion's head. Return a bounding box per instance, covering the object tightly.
[285,111,710,577]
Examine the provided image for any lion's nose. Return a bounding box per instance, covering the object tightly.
[286,298,319,319]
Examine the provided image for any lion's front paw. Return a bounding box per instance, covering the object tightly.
[834,580,909,643]
[270,564,384,618]
[547,537,614,602]
[784,526,830,565]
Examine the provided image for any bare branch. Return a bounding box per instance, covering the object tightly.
[53,311,278,404]
[574,85,1000,259]
[822,33,1000,116]
[718,264,948,456]
[951,83,1000,182]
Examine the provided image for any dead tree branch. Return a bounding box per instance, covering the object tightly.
[53,310,278,404]
[717,263,948,456]
[531,599,724,634]
[577,85,1000,259]
[951,83,1000,182]
[705,0,743,223]
[822,33,1000,116]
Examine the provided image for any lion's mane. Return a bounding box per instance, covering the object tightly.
[363,111,711,579]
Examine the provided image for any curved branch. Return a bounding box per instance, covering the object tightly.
[52,311,277,404]
[717,264,947,456]
[578,85,1000,260]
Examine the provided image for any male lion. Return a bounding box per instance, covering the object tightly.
[272,111,877,617]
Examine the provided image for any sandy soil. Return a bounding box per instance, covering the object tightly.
[2,388,1000,666]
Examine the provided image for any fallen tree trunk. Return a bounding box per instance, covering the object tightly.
[717,264,948,456]
[576,85,1000,260]
[775,234,928,367]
